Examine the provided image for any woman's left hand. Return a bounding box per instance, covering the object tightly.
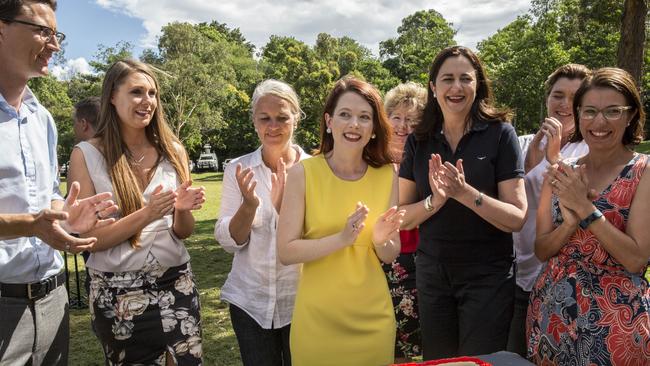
[438,159,468,199]
[175,181,206,211]
[549,162,591,212]
[371,206,405,246]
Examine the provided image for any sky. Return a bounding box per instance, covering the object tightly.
[52,0,532,79]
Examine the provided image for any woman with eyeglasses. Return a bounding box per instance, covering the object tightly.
[214,79,309,365]
[527,67,650,364]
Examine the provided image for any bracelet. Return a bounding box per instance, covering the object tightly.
[374,239,393,249]
[474,192,483,207]
[423,194,434,212]
[579,209,603,229]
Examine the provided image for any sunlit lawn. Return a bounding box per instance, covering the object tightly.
[63,172,242,365]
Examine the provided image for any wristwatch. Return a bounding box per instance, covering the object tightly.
[474,192,483,207]
[579,209,603,229]
[423,194,434,212]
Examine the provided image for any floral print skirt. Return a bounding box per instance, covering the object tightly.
[88,254,203,365]
[382,252,421,359]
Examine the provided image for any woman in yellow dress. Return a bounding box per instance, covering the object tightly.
[277,76,404,365]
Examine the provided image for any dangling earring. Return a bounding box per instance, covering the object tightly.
[326,127,332,133]
[371,133,376,139]
[433,92,437,98]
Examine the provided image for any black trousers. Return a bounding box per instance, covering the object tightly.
[506,285,530,357]
[229,303,291,366]
[416,251,514,360]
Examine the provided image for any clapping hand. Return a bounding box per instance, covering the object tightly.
[428,154,449,206]
[145,184,177,221]
[34,209,97,253]
[60,181,118,234]
[175,181,206,211]
[235,164,260,208]
[438,159,468,199]
[271,157,288,213]
[372,206,405,246]
[540,117,563,164]
[546,162,595,213]
[340,202,369,246]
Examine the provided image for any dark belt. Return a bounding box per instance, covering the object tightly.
[0,271,66,300]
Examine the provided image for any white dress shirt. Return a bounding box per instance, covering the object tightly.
[513,137,589,291]
[215,145,309,329]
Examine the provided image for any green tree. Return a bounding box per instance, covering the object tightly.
[144,22,261,159]
[28,75,74,164]
[380,9,457,83]
[261,35,335,149]
[478,16,571,132]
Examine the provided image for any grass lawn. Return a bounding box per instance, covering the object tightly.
[63,172,242,365]
[636,140,650,154]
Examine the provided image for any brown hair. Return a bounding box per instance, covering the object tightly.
[95,59,189,247]
[384,82,427,124]
[315,76,394,167]
[74,96,100,130]
[544,63,591,98]
[0,0,57,19]
[570,67,645,146]
[415,46,511,140]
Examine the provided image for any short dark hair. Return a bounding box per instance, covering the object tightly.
[570,67,645,146]
[315,76,394,167]
[415,46,511,140]
[0,0,57,20]
[544,63,591,98]
[74,96,100,130]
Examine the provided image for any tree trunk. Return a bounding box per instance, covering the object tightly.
[617,0,647,85]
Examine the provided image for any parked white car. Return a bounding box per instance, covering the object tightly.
[196,153,219,172]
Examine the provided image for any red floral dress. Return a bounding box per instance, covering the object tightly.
[526,153,650,365]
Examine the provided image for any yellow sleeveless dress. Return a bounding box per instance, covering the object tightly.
[290,155,396,365]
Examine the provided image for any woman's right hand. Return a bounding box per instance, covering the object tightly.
[540,117,563,164]
[235,163,260,208]
[340,202,369,246]
[428,154,448,206]
[145,184,177,221]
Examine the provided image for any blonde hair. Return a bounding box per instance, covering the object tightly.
[384,82,427,123]
[95,59,189,248]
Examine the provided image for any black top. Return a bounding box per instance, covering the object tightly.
[399,120,524,264]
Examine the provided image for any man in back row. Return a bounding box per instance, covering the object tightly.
[0,1,116,364]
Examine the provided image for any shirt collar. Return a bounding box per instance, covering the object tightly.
[434,119,490,141]
[249,144,308,168]
[0,86,39,118]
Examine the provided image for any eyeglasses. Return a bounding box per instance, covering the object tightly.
[0,17,65,44]
[579,106,634,121]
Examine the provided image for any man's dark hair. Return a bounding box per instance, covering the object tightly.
[74,96,100,130]
[0,0,57,20]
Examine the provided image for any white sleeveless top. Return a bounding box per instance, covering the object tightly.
[76,141,191,272]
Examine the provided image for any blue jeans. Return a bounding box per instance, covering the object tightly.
[229,304,291,366]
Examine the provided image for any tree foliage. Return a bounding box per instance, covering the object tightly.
[380,9,457,83]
